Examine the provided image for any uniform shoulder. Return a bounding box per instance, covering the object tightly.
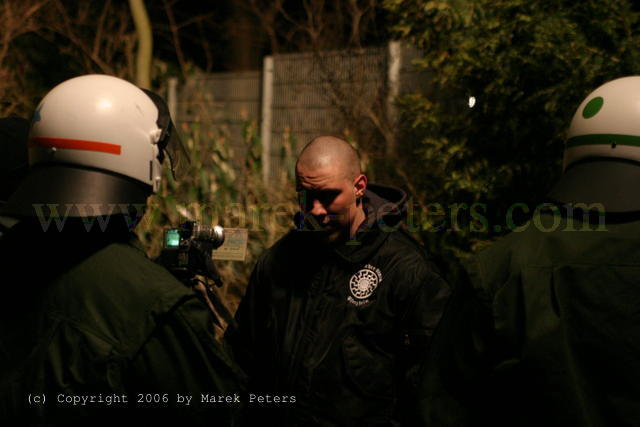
[87,240,188,295]
[51,241,196,351]
[463,221,552,296]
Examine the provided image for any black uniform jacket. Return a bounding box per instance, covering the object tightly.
[230,184,451,426]
[422,210,640,427]
[0,220,244,426]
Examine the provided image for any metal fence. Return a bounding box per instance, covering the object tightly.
[173,42,426,182]
[174,70,261,171]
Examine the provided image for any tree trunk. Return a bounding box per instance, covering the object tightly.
[128,0,152,88]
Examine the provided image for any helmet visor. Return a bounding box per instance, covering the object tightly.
[163,120,189,181]
[142,89,189,181]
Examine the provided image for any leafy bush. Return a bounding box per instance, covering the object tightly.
[383,0,640,271]
[137,119,298,313]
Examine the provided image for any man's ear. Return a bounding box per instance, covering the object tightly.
[354,174,367,198]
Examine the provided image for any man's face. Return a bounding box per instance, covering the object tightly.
[296,164,361,243]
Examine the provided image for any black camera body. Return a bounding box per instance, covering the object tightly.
[158,221,225,283]
[157,221,238,332]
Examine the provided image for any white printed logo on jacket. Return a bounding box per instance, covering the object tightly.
[348,264,382,306]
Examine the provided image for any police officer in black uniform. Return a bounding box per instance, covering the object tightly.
[0,75,244,425]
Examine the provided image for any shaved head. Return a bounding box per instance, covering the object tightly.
[296,136,361,180]
[295,135,367,242]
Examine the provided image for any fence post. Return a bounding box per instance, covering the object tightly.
[167,77,178,122]
[260,56,274,183]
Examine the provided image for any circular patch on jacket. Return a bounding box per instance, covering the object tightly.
[349,265,382,300]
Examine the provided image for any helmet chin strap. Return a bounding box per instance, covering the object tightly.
[151,157,163,193]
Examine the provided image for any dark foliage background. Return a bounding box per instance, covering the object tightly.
[3,0,640,293]
[382,0,640,274]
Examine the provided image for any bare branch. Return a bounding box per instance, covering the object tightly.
[197,20,214,72]
[176,12,216,30]
[162,0,187,77]
[244,0,285,53]
[93,0,112,59]
[49,0,114,73]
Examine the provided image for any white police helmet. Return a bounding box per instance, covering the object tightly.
[549,76,640,213]
[563,76,640,170]
[3,74,184,217]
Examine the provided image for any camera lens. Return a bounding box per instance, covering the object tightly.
[192,223,225,248]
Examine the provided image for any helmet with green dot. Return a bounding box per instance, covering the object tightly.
[564,76,640,170]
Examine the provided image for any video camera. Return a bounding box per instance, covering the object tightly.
[158,221,225,285]
[157,220,238,332]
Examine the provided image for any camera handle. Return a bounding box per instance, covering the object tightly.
[202,249,223,287]
[195,278,239,335]
[191,243,239,334]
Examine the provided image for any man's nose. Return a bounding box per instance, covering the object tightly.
[309,199,327,216]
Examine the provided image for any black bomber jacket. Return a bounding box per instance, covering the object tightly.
[230,184,451,426]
